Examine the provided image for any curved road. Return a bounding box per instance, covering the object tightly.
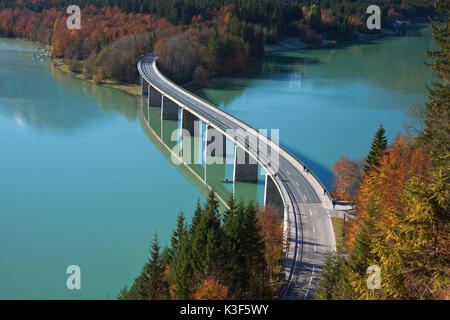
[138,53,337,299]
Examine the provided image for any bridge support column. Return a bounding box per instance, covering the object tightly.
[161,96,179,121]
[181,110,200,137]
[233,145,258,183]
[149,86,162,107]
[264,174,283,209]
[141,77,149,96]
[204,126,227,161]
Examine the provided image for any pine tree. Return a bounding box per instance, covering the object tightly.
[147,232,169,299]
[424,0,449,159]
[348,201,377,275]
[242,201,267,298]
[171,233,195,299]
[222,193,237,224]
[363,125,388,173]
[170,212,186,257]
[314,252,353,300]
[190,199,203,234]
[190,190,223,284]
[116,286,128,300]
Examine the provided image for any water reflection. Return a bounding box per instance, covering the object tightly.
[0,42,138,130]
[196,21,432,109]
[139,100,266,208]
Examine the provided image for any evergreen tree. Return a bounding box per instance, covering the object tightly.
[171,232,195,299]
[314,252,354,300]
[190,190,223,284]
[170,212,186,257]
[222,193,237,224]
[147,232,169,299]
[222,199,248,297]
[363,125,388,173]
[348,201,377,275]
[424,0,449,159]
[190,199,203,234]
[116,286,128,300]
[242,201,267,298]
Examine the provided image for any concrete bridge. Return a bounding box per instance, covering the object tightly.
[138,52,343,299]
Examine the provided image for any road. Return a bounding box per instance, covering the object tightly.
[138,53,338,299]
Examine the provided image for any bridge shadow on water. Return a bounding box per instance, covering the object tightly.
[283,145,334,190]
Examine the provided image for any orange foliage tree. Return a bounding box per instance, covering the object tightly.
[345,135,430,251]
[192,279,228,300]
[332,156,361,201]
[257,204,284,279]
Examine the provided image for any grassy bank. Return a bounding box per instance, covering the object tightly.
[54,61,141,97]
[331,217,346,253]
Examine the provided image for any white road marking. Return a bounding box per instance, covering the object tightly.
[304,290,309,300]
[295,181,299,186]
[287,170,291,175]
[313,225,317,251]
[327,210,329,214]
[328,214,331,218]
[312,266,315,274]
[309,276,313,285]
[309,209,312,216]
[302,194,307,201]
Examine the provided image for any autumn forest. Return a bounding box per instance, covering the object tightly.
[0,0,434,85]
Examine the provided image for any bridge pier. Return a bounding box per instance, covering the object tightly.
[181,110,200,137]
[141,77,149,96]
[233,145,258,183]
[264,174,283,209]
[205,126,227,162]
[149,86,162,107]
[161,96,180,121]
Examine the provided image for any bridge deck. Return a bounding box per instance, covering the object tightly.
[138,53,337,299]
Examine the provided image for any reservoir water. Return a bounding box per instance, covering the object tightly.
[0,21,432,299]
[197,21,433,187]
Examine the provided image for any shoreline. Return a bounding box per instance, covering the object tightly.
[53,60,141,97]
[263,23,412,55]
[51,19,424,98]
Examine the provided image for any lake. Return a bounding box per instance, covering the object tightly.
[0,21,432,299]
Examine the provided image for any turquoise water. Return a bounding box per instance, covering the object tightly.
[197,22,433,187]
[0,21,432,299]
[0,39,204,299]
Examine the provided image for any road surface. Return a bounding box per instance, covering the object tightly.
[138,53,339,299]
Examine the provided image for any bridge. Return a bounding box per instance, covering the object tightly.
[138,52,342,299]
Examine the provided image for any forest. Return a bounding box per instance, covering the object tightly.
[117,192,285,300]
[0,0,434,85]
[317,0,449,299]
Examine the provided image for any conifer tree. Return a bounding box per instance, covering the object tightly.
[116,286,128,300]
[171,233,195,299]
[363,125,388,173]
[170,212,186,257]
[242,201,267,298]
[147,232,169,299]
[223,199,247,297]
[190,199,203,235]
[348,202,377,276]
[424,0,449,159]
[190,190,223,284]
